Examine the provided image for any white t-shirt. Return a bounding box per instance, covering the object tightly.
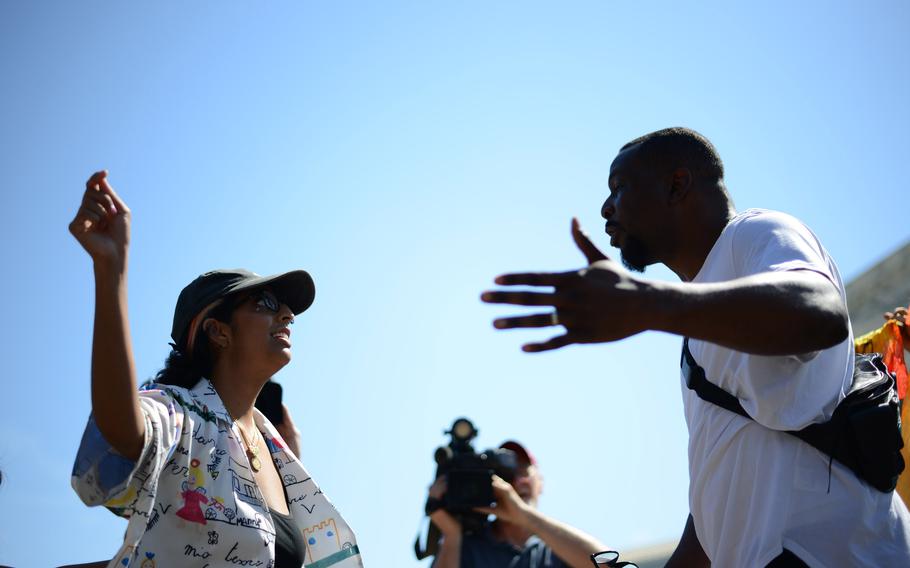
[683,209,910,567]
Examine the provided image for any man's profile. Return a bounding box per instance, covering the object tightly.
[483,127,910,566]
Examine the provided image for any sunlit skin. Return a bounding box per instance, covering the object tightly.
[69,171,299,516]
[427,459,608,568]
[508,463,544,508]
[206,289,296,515]
[479,132,853,566]
[476,464,546,546]
[206,288,296,416]
[480,141,846,356]
[884,306,910,343]
[602,145,677,273]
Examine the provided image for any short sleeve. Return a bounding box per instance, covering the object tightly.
[71,388,183,516]
[730,210,835,285]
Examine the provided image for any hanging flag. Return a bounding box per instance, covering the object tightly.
[855,319,907,399]
[855,316,909,509]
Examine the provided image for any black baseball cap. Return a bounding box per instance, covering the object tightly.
[171,268,315,350]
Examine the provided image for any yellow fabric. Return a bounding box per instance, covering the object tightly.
[854,320,909,509]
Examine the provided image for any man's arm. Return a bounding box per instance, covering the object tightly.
[482,219,848,355]
[665,514,709,568]
[647,269,848,354]
[479,476,607,568]
[427,477,462,568]
[429,527,462,568]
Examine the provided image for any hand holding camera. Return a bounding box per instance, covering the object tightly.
[474,474,531,526]
[429,418,519,534]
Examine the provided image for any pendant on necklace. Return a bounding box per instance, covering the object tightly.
[247,446,262,472]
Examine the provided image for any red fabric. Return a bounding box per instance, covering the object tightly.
[881,322,908,400]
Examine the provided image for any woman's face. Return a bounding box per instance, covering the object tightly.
[222,288,295,375]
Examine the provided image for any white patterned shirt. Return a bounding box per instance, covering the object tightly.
[72,379,363,568]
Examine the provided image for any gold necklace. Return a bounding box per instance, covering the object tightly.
[237,422,263,472]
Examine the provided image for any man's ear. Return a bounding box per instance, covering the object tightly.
[668,167,693,204]
[203,318,231,349]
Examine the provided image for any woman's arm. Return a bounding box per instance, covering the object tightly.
[69,171,144,460]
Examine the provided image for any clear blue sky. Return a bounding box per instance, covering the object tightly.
[1,2,908,566]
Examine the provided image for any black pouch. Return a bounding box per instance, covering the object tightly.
[682,340,904,492]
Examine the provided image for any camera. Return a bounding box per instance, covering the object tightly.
[432,417,519,533]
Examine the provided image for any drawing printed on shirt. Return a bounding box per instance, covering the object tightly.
[229,459,263,507]
[176,458,209,524]
[166,388,218,424]
[303,518,343,563]
[208,447,227,480]
[73,379,362,566]
[205,495,237,522]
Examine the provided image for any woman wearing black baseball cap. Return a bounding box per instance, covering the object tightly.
[68,171,362,568]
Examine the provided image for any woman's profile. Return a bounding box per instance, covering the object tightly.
[68,171,363,567]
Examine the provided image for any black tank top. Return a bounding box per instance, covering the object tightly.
[272,508,306,568]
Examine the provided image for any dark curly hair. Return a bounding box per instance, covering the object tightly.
[154,293,243,389]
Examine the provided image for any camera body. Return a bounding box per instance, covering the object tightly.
[433,418,518,533]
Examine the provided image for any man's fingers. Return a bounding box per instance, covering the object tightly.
[493,312,560,329]
[481,291,565,307]
[492,271,577,287]
[522,333,575,353]
[571,217,608,264]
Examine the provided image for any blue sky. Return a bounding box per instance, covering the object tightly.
[1,2,908,566]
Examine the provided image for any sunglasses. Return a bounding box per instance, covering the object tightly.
[247,290,283,314]
[590,551,638,568]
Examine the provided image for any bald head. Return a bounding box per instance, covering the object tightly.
[620,127,724,184]
[604,127,735,279]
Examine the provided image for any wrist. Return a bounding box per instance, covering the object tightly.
[510,500,535,529]
[646,280,691,336]
[93,254,128,279]
[429,510,462,539]
[440,529,462,547]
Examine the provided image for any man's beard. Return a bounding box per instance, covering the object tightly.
[619,234,654,273]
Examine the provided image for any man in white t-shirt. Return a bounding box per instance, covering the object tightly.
[482,127,910,566]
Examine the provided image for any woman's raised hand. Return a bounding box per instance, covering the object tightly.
[69,171,131,267]
[70,171,143,460]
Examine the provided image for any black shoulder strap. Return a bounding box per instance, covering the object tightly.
[681,338,751,420]
[681,338,903,493]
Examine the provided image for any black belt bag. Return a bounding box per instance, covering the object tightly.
[681,338,904,492]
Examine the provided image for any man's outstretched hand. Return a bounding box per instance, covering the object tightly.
[481,218,655,352]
